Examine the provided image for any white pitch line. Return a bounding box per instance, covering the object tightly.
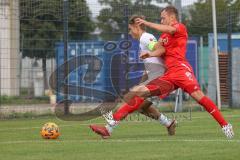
[0,139,239,144]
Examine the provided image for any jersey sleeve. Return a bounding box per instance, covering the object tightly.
[172,23,186,35]
[141,34,158,51]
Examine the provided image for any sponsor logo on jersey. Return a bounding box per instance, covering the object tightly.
[185,71,193,81]
[159,37,168,45]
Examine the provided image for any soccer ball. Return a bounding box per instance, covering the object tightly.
[40,122,60,139]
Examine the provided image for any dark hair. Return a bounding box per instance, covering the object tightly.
[161,6,179,20]
[129,15,146,30]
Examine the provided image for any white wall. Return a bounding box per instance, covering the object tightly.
[0,0,20,96]
[232,48,240,108]
[20,57,55,90]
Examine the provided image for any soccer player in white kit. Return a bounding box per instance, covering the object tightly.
[89,15,176,139]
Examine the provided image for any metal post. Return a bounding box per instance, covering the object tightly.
[63,0,69,114]
[174,0,183,112]
[0,16,1,106]
[175,0,182,21]
[212,0,221,109]
[124,4,129,93]
[19,34,23,97]
[227,8,232,107]
[199,36,203,87]
[174,89,183,112]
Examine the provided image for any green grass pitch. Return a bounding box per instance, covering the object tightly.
[0,109,239,160]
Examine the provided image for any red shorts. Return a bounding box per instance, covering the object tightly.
[146,63,200,97]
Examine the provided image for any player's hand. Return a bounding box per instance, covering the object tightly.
[135,18,147,26]
[140,52,150,59]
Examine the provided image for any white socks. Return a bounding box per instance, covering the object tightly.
[158,114,171,127]
[103,111,171,133]
[102,110,119,134]
[105,120,119,134]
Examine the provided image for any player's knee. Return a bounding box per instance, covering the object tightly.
[130,85,142,93]
[191,90,205,102]
[130,85,141,92]
[130,85,150,98]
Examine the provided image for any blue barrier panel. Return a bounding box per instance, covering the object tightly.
[208,33,240,53]
[56,37,199,102]
[56,41,125,102]
[186,39,198,79]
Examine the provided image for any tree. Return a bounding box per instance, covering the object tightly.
[68,0,95,41]
[186,0,240,44]
[97,0,164,40]
[20,0,94,91]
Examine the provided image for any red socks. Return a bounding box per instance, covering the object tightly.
[113,95,228,127]
[113,96,144,121]
[198,96,228,127]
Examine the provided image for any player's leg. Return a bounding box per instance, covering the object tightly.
[175,66,234,138]
[89,85,151,138]
[112,78,175,123]
[111,85,150,120]
[139,101,176,135]
[190,89,234,138]
[190,89,228,127]
[98,98,176,136]
[90,77,175,138]
[139,100,159,120]
[114,77,175,122]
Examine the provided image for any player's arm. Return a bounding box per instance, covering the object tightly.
[140,45,165,59]
[147,39,159,51]
[136,18,176,34]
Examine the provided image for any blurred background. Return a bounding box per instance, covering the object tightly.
[0,0,240,119]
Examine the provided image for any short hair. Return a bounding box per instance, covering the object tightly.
[129,15,146,30]
[161,6,179,20]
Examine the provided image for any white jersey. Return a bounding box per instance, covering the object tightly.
[139,32,165,82]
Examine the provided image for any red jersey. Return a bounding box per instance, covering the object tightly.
[159,22,188,69]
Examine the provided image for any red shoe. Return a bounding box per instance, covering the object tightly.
[89,124,111,139]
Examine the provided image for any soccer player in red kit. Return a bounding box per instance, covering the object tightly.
[90,15,176,138]
[90,6,234,139]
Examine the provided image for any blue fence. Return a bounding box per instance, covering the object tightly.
[56,38,198,102]
[187,38,199,78]
[208,33,240,53]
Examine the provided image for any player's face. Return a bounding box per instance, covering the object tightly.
[129,24,140,39]
[160,11,171,25]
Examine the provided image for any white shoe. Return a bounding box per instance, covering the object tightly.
[222,124,234,139]
[102,110,119,126]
